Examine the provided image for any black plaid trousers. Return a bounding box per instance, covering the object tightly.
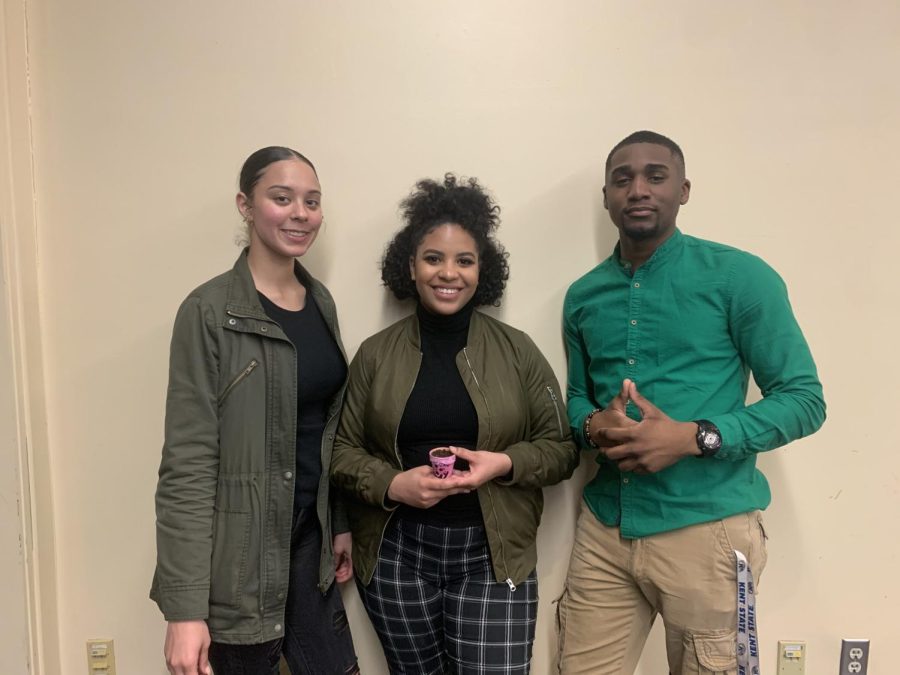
[357,517,538,674]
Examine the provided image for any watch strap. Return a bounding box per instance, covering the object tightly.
[694,419,722,458]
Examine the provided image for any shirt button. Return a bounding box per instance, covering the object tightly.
[260,325,268,332]
[634,282,641,288]
[623,477,630,484]
[628,358,635,365]
[277,591,285,600]
[274,623,282,633]
[630,320,637,326]
[228,318,236,325]
[284,471,293,480]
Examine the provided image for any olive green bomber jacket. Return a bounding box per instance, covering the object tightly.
[151,250,348,644]
[331,310,578,587]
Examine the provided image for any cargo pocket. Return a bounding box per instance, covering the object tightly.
[682,629,736,675]
[208,508,251,608]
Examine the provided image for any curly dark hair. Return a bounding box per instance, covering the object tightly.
[381,174,510,306]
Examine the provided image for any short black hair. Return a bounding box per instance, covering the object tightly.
[605,131,685,174]
[239,146,316,197]
[381,173,509,307]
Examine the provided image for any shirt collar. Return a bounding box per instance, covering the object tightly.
[615,227,684,274]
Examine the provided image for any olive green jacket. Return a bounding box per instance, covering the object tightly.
[151,250,348,644]
[331,310,577,587]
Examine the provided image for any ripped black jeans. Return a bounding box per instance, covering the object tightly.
[209,507,359,675]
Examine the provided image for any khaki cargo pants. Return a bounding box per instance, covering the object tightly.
[556,502,767,675]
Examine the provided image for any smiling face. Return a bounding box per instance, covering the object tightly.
[236,158,322,261]
[603,142,690,245]
[409,223,480,315]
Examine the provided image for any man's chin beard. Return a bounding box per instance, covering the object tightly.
[621,221,662,241]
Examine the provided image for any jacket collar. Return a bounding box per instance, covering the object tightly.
[224,248,319,319]
[404,304,489,351]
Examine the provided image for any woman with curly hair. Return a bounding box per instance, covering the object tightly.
[331,174,577,674]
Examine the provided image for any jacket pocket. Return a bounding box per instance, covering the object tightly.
[218,359,259,406]
[208,507,251,608]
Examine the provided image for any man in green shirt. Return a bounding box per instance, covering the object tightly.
[557,131,825,675]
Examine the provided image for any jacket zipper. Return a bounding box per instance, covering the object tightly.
[225,307,294,615]
[373,351,423,569]
[226,308,259,320]
[462,347,515,591]
[462,348,491,448]
[394,351,422,471]
[314,402,345,593]
[219,308,275,405]
[218,359,259,405]
[545,385,565,437]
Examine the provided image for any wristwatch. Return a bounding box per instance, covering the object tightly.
[694,419,722,458]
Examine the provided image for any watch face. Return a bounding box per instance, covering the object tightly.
[701,429,722,450]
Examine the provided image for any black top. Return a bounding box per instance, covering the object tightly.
[258,288,346,510]
[397,301,482,526]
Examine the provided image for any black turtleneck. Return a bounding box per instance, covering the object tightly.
[396,301,482,526]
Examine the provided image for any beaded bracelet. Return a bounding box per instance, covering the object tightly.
[583,408,602,449]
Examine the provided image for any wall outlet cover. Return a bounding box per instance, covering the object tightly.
[839,638,870,675]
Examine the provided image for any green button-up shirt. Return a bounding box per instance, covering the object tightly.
[563,229,825,537]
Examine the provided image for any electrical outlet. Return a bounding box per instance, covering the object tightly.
[839,638,869,675]
[86,639,116,675]
[776,640,806,674]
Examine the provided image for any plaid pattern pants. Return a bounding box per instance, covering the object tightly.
[358,517,538,675]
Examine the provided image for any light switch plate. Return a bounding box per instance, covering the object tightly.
[777,639,806,674]
[86,639,116,675]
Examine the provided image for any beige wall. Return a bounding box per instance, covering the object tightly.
[7,0,899,672]
[0,157,32,673]
[2,0,58,672]
[0,3,30,669]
